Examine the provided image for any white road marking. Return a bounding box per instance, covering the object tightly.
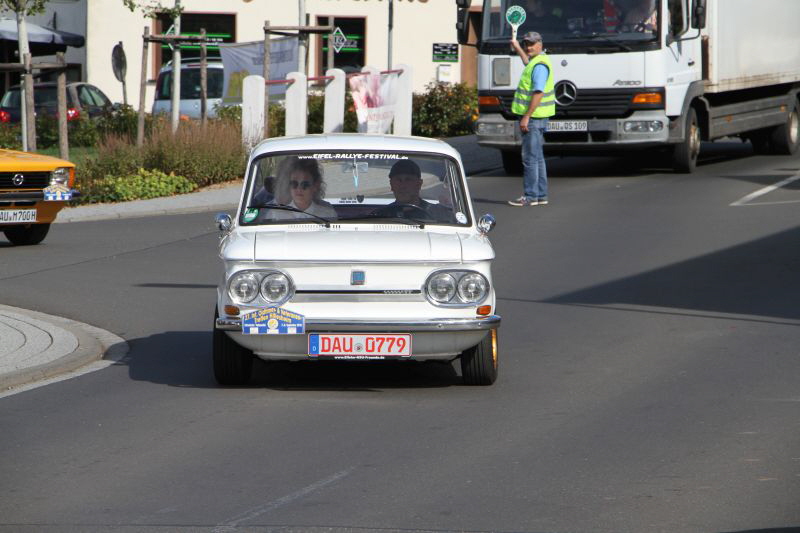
[213,468,353,531]
[730,174,800,206]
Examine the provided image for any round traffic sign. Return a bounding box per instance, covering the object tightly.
[505,5,527,27]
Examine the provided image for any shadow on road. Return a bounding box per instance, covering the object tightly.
[486,141,759,179]
[120,330,461,390]
[544,225,800,322]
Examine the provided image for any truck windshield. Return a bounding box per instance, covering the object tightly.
[481,0,660,44]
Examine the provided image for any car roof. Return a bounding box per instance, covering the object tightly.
[249,134,463,162]
[6,81,89,90]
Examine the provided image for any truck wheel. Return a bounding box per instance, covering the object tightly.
[672,108,700,173]
[460,329,498,386]
[770,99,800,155]
[213,309,253,386]
[3,223,50,246]
[501,150,523,175]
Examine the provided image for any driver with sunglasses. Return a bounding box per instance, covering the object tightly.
[268,158,337,221]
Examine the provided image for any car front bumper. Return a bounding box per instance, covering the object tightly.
[216,315,501,361]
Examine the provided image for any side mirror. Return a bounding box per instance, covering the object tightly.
[456,7,470,45]
[215,213,232,233]
[691,0,707,29]
[477,214,496,234]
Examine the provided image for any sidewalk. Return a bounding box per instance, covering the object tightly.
[0,135,502,395]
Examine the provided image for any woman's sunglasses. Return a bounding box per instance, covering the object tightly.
[290,180,313,190]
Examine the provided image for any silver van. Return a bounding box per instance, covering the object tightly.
[152,61,225,119]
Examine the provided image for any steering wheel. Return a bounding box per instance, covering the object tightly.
[373,203,429,219]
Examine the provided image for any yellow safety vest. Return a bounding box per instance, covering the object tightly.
[511,53,555,118]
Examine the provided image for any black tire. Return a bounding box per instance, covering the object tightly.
[672,107,700,173]
[460,329,498,386]
[213,309,253,386]
[748,130,773,155]
[3,223,50,246]
[770,99,800,155]
[501,150,523,175]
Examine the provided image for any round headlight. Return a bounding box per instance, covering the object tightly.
[260,272,291,303]
[51,167,70,186]
[457,273,488,303]
[228,272,259,303]
[427,272,456,303]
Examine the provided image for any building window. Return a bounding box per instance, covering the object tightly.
[155,12,236,69]
[316,16,366,75]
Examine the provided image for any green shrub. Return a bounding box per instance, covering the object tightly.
[95,104,142,141]
[412,82,478,138]
[87,168,196,203]
[0,123,22,150]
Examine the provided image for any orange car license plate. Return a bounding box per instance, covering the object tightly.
[308,333,412,359]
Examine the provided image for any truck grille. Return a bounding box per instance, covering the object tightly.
[496,89,646,119]
[0,172,50,190]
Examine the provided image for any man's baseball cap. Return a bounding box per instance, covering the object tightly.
[389,159,421,178]
[520,31,542,43]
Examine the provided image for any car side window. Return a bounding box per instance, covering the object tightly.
[78,86,95,108]
[87,86,111,107]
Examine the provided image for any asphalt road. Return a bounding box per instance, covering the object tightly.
[1,141,799,533]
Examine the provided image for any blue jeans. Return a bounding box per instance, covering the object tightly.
[521,118,548,199]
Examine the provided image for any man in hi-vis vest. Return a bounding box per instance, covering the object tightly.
[508,31,555,207]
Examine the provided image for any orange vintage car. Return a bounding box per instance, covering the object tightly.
[0,149,78,245]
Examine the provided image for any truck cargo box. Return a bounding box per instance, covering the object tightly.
[704,0,800,92]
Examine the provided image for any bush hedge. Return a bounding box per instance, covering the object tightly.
[3,82,477,204]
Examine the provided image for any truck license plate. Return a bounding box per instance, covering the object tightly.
[0,209,36,224]
[547,120,588,132]
[308,333,412,359]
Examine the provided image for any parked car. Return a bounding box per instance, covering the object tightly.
[0,149,78,245]
[213,134,501,386]
[152,61,225,119]
[0,81,113,123]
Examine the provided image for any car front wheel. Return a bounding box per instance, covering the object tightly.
[460,329,498,386]
[3,223,50,245]
[213,309,253,386]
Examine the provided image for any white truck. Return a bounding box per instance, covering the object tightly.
[457,0,800,173]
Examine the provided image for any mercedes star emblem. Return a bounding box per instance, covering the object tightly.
[12,173,24,186]
[554,80,578,107]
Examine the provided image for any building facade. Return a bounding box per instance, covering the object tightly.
[28,0,469,110]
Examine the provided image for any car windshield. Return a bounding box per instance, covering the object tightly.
[481,0,660,43]
[155,67,224,100]
[0,87,60,108]
[240,150,471,227]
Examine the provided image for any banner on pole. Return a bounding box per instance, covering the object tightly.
[348,72,398,134]
[219,38,299,103]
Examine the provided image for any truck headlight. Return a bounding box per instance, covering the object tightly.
[476,122,514,136]
[228,272,259,303]
[624,121,664,133]
[426,270,489,306]
[50,167,70,186]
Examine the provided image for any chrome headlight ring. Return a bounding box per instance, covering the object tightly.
[425,270,489,307]
[227,269,295,305]
[50,167,70,186]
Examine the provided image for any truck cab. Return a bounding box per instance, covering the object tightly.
[464,0,800,173]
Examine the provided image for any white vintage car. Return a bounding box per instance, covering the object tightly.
[213,134,500,385]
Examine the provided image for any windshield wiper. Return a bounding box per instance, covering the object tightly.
[247,204,331,227]
[562,33,632,51]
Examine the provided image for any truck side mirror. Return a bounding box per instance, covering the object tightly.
[456,7,469,45]
[691,0,707,29]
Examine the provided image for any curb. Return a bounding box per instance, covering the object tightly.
[0,305,129,394]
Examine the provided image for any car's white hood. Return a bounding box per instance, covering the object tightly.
[253,229,464,262]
